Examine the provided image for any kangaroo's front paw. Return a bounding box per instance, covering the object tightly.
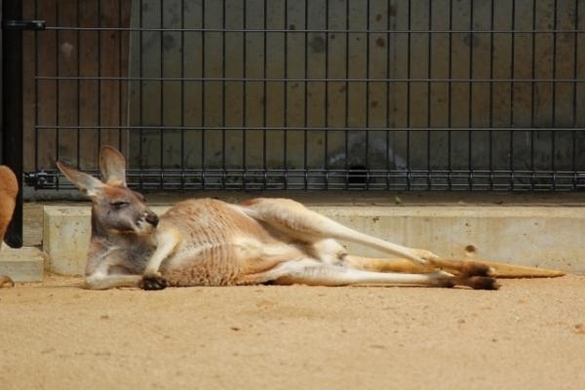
[140,273,167,290]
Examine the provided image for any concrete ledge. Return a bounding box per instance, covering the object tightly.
[0,246,46,282]
[44,204,585,276]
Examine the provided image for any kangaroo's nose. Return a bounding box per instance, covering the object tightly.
[145,212,159,227]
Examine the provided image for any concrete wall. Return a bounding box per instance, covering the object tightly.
[44,204,585,276]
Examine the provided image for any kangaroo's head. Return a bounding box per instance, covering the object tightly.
[56,146,159,238]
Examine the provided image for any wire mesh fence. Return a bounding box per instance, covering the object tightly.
[21,0,585,192]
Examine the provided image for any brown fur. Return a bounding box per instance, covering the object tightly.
[57,146,564,291]
[0,165,18,287]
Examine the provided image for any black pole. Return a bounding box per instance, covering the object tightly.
[1,0,24,248]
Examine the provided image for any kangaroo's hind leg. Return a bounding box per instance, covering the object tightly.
[237,198,501,289]
[237,257,498,289]
[238,198,437,267]
[236,258,457,287]
[344,255,498,290]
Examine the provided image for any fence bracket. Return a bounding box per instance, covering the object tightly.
[2,20,46,30]
[24,170,56,189]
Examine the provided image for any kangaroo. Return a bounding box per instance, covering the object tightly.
[0,165,18,288]
[56,146,563,291]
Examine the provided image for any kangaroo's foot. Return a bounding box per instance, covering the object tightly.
[453,263,500,290]
[0,275,14,288]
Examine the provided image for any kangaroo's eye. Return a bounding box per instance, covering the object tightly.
[111,200,129,209]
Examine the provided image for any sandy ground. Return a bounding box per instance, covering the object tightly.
[1,274,585,390]
[3,196,585,389]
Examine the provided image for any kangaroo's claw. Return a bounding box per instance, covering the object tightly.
[140,274,167,290]
[454,268,500,290]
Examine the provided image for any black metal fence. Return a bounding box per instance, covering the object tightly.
[18,0,585,192]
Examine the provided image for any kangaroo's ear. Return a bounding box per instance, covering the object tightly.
[99,145,127,186]
[56,161,104,197]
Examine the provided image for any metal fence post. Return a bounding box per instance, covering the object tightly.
[1,0,24,247]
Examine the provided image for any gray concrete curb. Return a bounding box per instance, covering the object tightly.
[0,246,46,282]
[42,204,585,277]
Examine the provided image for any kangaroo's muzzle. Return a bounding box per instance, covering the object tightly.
[145,211,159,228]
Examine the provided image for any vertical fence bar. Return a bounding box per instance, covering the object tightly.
[159,0,164,188]
[242,1,248,190]
[34,0,40,187]
[1,0,24,247]
[180,0,186,188]
[200,0,206,188]
[406,0,412,190]
[448,0,453,189]
[55,2,61,164]
[510,0,516,190]
[138,0,144,188]
[262,0,268,189]
[96,0,101,150]
[551,0,558,190]
[364,0,371,190]
[468,0,474,190]
[572,0,579,187]
[118,0,124,148]
[283,1,288,190]
[324,0,330,190]
[344,0,349,189]
[303,0,309,190]
[221,0,227,189]
[76,1,81,164]
[427,0,432,189]
[530,0,536,189]
[488,0,494,190]
[385,0,391,190]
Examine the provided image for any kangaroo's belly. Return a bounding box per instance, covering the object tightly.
[157,198,304,286]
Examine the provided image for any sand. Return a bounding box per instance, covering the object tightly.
[1,274,585,390]
[3,197,584,389]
